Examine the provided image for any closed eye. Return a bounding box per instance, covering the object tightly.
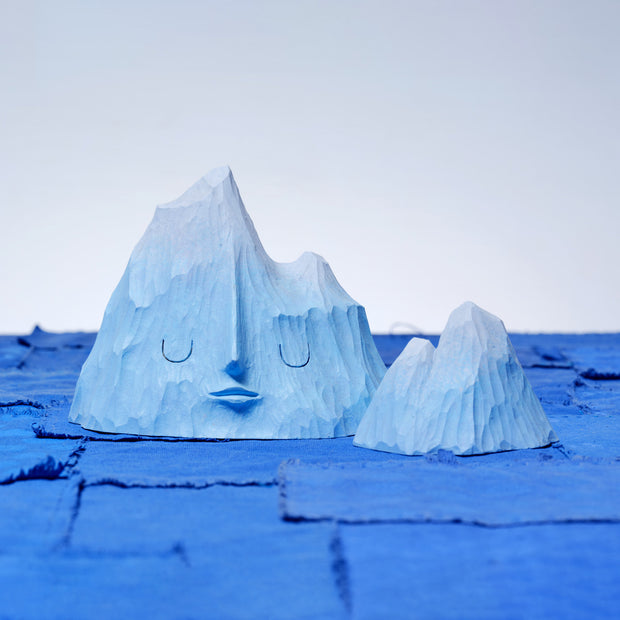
[278,343,310,368]
[162,339,193,363]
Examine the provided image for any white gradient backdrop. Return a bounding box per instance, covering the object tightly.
[1,0,618,334]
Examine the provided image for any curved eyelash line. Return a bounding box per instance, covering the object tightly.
[162,339,194,363]
[278,343,310,368]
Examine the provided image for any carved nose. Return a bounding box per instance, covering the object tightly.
[224,359,245,380]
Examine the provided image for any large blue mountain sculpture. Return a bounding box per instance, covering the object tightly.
[354,302,558,455]
[69,167,386,438]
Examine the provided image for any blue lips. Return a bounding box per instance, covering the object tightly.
[210,388,259,398]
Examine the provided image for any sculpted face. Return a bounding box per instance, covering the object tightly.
[69,167,386,439]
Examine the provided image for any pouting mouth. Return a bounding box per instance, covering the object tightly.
[210,387,259,398]
[208,387,261,411]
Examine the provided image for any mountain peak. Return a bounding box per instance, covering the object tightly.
[447,301,498,327]
[159,165,235,210]
[203,165,233,185]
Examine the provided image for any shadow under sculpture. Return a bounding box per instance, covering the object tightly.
[69,167,386,439]
[354,302,558,455]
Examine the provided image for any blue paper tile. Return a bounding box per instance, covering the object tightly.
[16,327,96,351]
[68,485,345,618]
[0,369,80,409]
[0,479,76,553]
[572,378,620,414]
[0,336,30,370]
[523,367,577,405]
[0,431,79,483]
[74,436,403,486]
[341,522,620,620]
[565,345,620,379]
[546,409,620,459]
[279,459,620,525]
[0,549,345,620]
[17,347,91,372]
[0,406,81,483]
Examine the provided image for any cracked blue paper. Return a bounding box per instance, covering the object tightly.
[65,485,345,619]
[0,479,77,553]
[74,436,401,487]
[1,329,620,620]
[279,458,620,525]
[0,417,81,484]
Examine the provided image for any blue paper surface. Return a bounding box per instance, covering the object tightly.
[340,522,620,620]
[0,407,80,484]
[0,479,76,553]
[0,550,344,620]
[279,458,620,524]
[75,436,399,487]
[0,329,619,619]
[69,485,344,619]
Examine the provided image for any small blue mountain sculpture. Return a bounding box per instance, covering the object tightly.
[354,302,558,455]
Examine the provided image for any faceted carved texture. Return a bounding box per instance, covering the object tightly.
[354,302,558,455]
[69,167,386,438]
